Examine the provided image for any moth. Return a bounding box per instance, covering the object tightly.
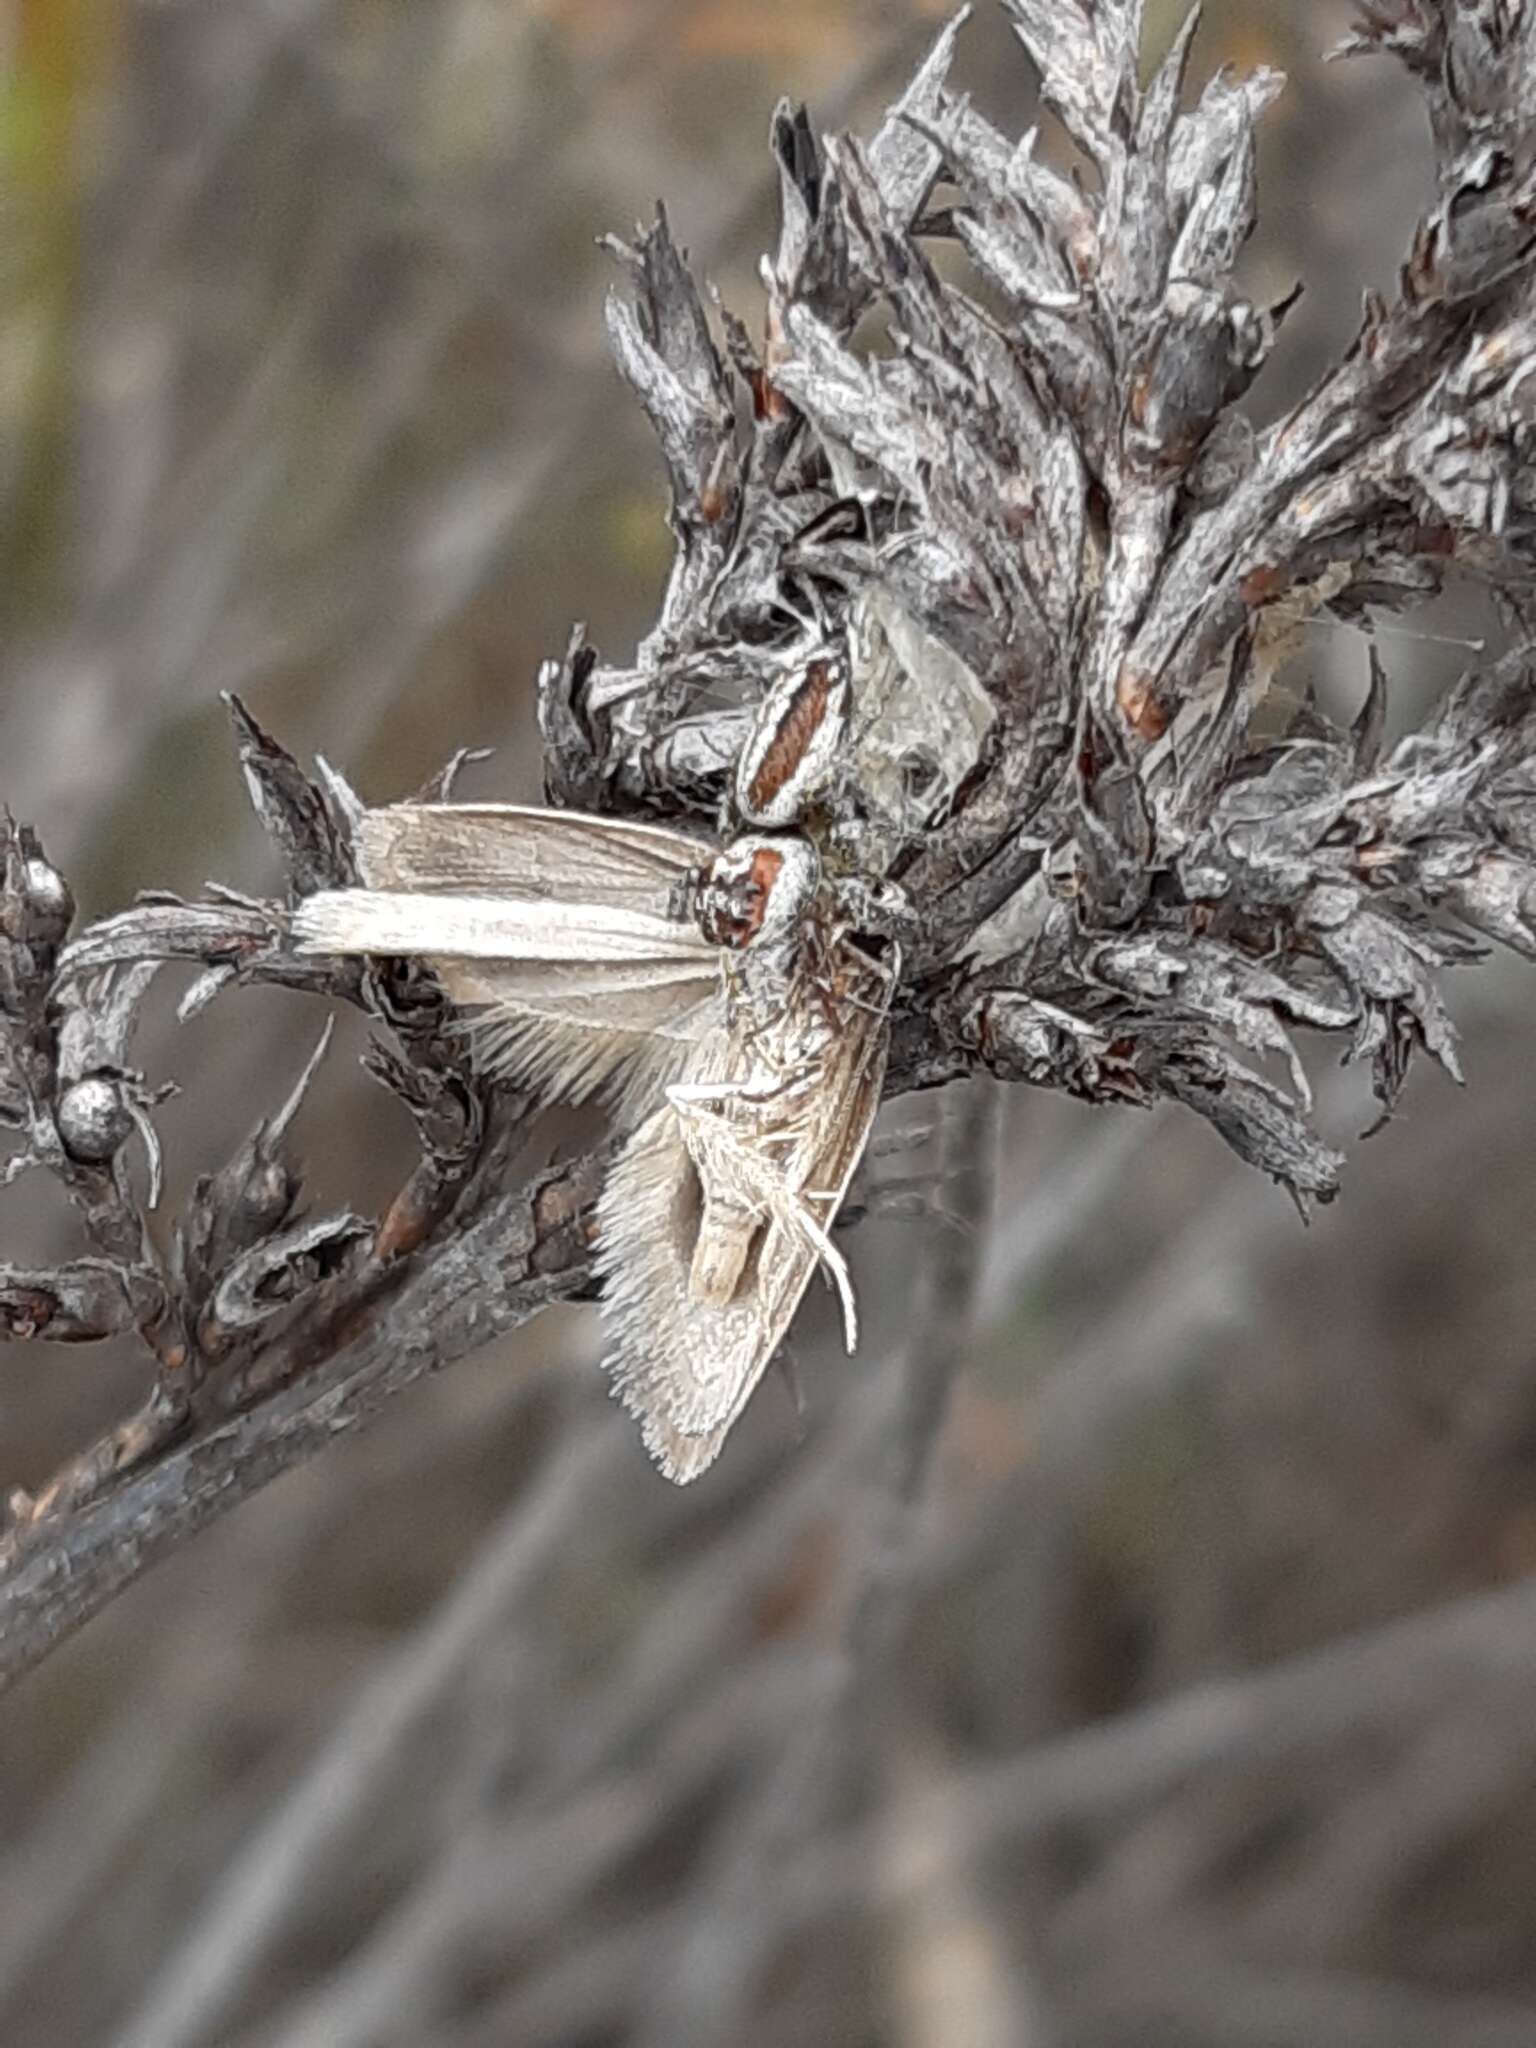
[293,640,895,1481]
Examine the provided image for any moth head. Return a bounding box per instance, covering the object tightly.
[694,833,819,951]
[734,642,850,829]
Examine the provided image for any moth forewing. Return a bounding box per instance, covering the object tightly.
[594,938,892,1483]
[293,889,710,964]
[357,802,711,907]
[291,802,723,1115]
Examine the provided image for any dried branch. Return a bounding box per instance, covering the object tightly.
[8,0,1536,1696]
[0,1151,599,1691]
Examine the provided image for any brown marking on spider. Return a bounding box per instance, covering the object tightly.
[744,659,837,819]
[696,843,786,950]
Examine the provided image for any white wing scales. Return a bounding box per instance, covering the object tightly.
[292,804,722,1112]
[451,963,721,1120]
[293,889,708,963]
[294,800,895,1480]
[595,955,891,1482]
[359,803,707,909]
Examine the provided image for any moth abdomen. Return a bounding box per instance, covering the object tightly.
[688,1192,759,1306]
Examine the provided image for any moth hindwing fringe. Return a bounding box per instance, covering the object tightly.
[293,802,723,1121]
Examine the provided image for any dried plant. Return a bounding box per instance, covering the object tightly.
[6,0,1536,1704]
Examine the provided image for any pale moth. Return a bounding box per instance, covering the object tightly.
[293,638,896,1482]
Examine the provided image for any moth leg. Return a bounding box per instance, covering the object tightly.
[837,1165,981,1237]
[667,1067,807,1112]
[832,1099,942,1233]
[778,1195,859,1351]
[867,1120,938,1157]
[667,1078,758,1105]
[668,1085,860,1344]
[827,874,920,947]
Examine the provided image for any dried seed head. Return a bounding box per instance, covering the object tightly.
[1,844,75,946]
[734,645,850,828]
[22,857,74,944]
[56,1075,134,1163]
[693,833,818,951]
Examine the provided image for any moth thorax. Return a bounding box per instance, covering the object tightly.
[694,832,819,952]
[735,645,850,828]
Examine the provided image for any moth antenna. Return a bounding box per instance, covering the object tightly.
[781,1197,858,1351]
[767,586,827,643]
[1296,614,1486,653]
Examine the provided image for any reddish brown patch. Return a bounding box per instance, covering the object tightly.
[745,662,832,816]
[1239,562,1290,606]
[751,1520,839,1640]
[975,995,1000,1066]
[1115,666,1169,741]
[748,368,793,423]
[699,844,785,950]
[743,845,784,929]
[2,1290,53,1339]
[375,1184,433,1262]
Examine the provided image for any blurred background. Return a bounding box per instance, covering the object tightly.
[6,3,1536,2044]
